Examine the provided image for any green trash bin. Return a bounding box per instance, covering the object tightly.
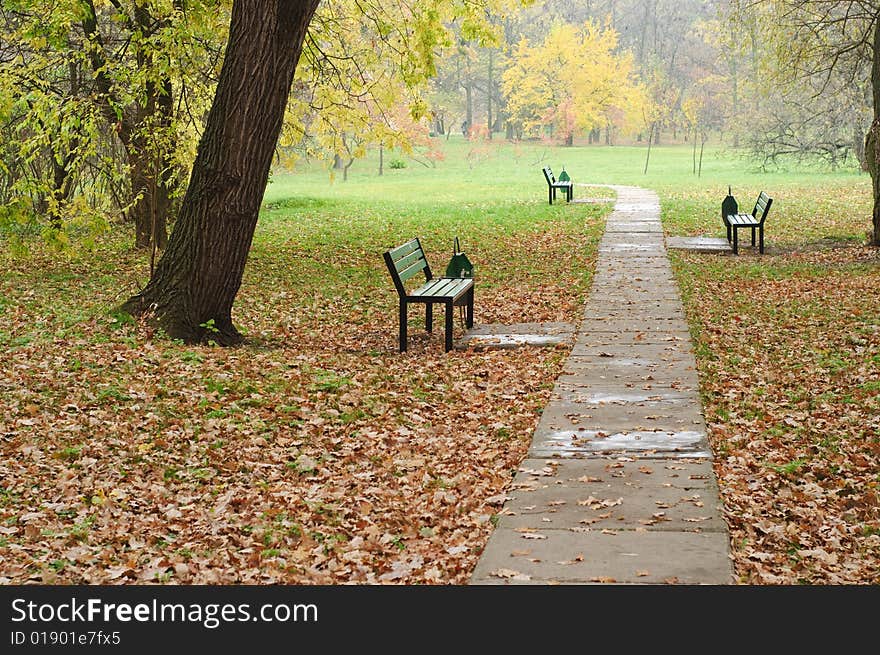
[557,167,570,182]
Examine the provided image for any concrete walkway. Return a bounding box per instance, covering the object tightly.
[470,185,734,585]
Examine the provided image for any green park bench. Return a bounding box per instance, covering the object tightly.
[725,191,773,254]
[542,166,573,205]
[383,238,475,352]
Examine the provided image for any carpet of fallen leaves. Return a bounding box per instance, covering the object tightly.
[0,212,605,584]
[674,245,880,584]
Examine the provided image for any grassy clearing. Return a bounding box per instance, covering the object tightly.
[1,136,877,584]
[656,148,879,583]
[0,136,609,584]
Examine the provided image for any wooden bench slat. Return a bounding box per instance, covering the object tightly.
[393,249,426,274]
[397,256,429,283]
[388,239,421,261]
[420,278,457,297]
[412,278,472,300]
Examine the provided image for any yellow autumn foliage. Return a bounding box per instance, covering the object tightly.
[502,20,649,143]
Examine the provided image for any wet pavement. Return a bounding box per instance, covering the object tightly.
[470,185,734,585]
[666,236,732,252]
[458,322,576,349]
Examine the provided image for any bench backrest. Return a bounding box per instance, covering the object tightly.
[752,191,773,225]
[542,166,555,185]
[384,238,432,297]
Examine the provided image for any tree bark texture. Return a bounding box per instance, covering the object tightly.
[867,15,880,247]
[865,14,880,247]
[123,0,321,344]
[129,75,174,251]
[867,121,880,245]
[82,0,172,251]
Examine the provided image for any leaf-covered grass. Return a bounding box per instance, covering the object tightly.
[661,182,872,248]
[670,234,879,585]
[0,138,608,584]
[641,143,879,584]
[1,136,877,584]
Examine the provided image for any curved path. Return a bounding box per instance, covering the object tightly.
[470,186,734,585]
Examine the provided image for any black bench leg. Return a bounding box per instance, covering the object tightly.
[426,303,433,332]
[444,301,453,352]
[732,227,738,255]
[399,300,408,352]
[759,227,764,254]
[466,288,474,328]
[751,226,756,246]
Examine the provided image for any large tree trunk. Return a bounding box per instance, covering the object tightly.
[129,76,173,250]
[128,141,171,250]
[82,1,172,251]
[48,150,77,231]
[867,15,880,247]
[123,0,320,344]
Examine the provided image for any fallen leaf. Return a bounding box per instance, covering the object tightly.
[489,568,523,579]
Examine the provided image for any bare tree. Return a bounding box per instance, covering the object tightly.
[752,0,880,245]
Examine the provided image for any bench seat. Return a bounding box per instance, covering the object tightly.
[410,277,474,302]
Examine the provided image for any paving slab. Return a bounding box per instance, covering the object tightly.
[571,332,690,347]
[494,458,727,533]
[470,184,733,585]
[558,365,700,388]
[666,236,731,252]
[470,529,732,584]
[601,235,666,245]
[535,402,707,438]
[580,310,688,324]
[596,254,671,271]
[567,342,693,359]
[529,428,711,459]
[605,223,663,233]
[581,299,686,314]
[577,317,692,335]
[550,379,700,398]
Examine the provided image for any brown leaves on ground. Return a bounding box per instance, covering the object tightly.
[0,217,603,585]
[675,245,880,584]
[2,338,564,584]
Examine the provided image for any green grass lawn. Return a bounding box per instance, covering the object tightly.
[265,135,873,249]
[1,135,877,584]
